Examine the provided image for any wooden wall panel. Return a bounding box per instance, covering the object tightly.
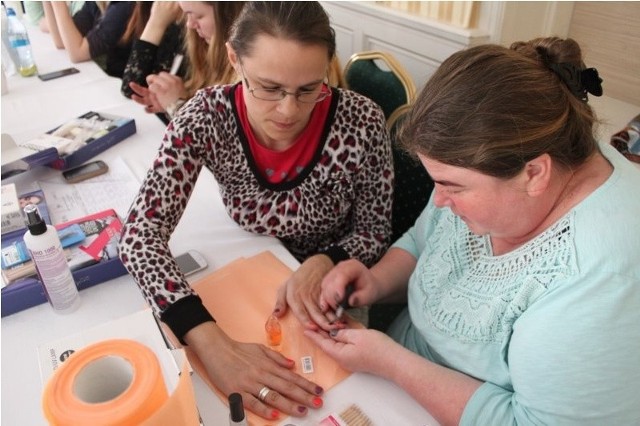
[568,2,640,105]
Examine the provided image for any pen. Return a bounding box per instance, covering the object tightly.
[170,54,184,75]
[334,283,355,320]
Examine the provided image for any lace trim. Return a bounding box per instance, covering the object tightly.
[416,212,577,343]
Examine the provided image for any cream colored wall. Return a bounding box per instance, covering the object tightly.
[323,1,638,106]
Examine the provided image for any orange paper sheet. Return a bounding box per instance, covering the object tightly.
[187,251,351,426]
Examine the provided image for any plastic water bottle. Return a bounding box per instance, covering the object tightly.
[5,7,37,77]
[1,6,18,75]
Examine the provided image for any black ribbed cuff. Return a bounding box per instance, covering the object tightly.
[317,245,351,264]
[160,295,215,345]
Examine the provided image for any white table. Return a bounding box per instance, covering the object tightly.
[1,23,438,426]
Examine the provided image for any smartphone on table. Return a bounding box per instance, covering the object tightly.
[175,250,208,277]
[62,160,109,183]
[38,67,80,81]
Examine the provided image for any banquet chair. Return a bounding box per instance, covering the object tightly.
[343,50,416,124]
[368,104,434,332]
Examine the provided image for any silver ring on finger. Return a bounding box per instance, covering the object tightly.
[258,386,271,402]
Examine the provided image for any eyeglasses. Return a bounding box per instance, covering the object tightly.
[240,66,331,104]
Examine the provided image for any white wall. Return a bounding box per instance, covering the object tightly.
[322,1,490,90]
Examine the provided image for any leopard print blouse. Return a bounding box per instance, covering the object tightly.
[119,84,393,324]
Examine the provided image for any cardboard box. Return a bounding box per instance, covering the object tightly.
[47,111,137,170]
[0,111,136,176]
[1,133,60,180]
[1,209,128,317]
[1,188,51,241]
[1,183,23,235]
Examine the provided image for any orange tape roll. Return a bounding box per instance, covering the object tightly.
[43,339,170,425]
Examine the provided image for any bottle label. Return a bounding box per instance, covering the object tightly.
[29,246,79,310]
[10,38,28,48]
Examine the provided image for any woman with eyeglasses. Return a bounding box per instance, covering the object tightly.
[119,2,393,421]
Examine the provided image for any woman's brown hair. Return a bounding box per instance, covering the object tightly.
[183,2,245,98]
[400,37,600,178]
[120,2,152,45]
[228,2,336,63]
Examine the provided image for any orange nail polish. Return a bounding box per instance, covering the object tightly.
[271,409,280,419]
[312,396,323,407]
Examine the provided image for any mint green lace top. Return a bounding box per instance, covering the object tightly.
[391,143,640,425]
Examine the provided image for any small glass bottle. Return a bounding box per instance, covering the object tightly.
[228,393,248,426]
[265,315,282,347]
[23,204,80,313]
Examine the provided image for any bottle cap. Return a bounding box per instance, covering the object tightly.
[229,392,245,422]
[24,204,47,235]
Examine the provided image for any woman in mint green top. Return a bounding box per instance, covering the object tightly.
[306,37,640,425]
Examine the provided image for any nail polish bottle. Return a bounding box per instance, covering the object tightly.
[229,392,248,426]
[265,314,282,347]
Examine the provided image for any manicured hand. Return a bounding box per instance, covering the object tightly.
[129,81,164,113]
[273,254,335,331]
[185,322,324,421]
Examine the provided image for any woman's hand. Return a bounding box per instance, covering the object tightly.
[273,254,335,331]
[319,259,380,317]
[140,2,182,45]
[304,327,398,375]
[185,322,324,421]
[129,81,164,114]
[149,1,182,29]
[146,72,187,111]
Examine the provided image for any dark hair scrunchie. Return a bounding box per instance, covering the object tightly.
[548,62,603,102]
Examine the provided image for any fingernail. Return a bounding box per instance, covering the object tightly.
[312,397,323,407]
[297,405,307,414]
[273,307,280,314]
[330,329,339,338]
[315,385,324,395]
[286,357,295,366]
[271,409,280,419]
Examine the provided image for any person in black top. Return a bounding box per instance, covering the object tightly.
[43,1,135,78]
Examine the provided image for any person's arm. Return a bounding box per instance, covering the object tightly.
[461,272,640,425]
[49,1,91,62]
[305,327,482,426]
[42,2,64,49]
[121,2,182,98]
[324,101,394,266]
[140,1,181,45]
